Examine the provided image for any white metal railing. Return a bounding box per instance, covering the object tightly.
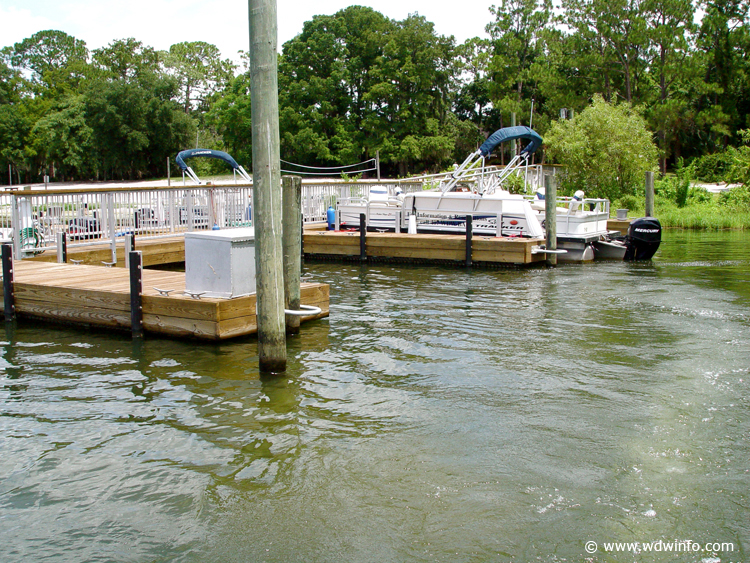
[1,181,426,261]
[300,181,422,223]
[4,186,254,260]
[3,178,565,261]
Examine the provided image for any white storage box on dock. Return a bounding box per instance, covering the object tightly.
[185,227,256,298]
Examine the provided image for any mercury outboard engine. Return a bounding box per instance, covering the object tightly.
[624,217,661,261]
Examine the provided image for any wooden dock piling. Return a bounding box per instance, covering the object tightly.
[544,174,558,267]
[282,176,302,334]
[249,0,286,371]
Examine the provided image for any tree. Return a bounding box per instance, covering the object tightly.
[84,76,192,180]
[32,95,93,181]
[643,0,696,173]
[92,38,160,82]
[545,94,657,201]
[206,72,253,167]
[696,0,750,149]
[162,42,235,114]
[363,13,459,174]
[486,0,552,115]
[10,30,89,93]
[453,37,503,133]
[277,6,393,167]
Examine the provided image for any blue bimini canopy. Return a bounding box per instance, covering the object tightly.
[175,148,242,171]
[478,126,543,158]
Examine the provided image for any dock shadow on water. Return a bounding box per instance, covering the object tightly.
[1,230,748,562]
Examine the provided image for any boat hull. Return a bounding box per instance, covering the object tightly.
[593,239,628,260]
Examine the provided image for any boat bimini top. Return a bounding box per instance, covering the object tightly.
[442,126,543,194]
[175,149,252,185]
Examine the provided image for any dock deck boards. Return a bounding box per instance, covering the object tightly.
[3,261,329,340]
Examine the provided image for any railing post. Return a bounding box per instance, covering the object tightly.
[208,187,216,228]
[107,193,117,263]
[56,232,67,263]
[11,194,21,260]
[168,190,176,233]
[465,214,473,267]
[124,234,135,269]
[129,250,143,339]
[2,244,15,322]
[544,174,558,267]
[187,190,195,231]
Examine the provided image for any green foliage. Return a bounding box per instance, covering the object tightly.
[503,173,527,194]
[690,151,736,183]
[654,158,692,207]
[2,0,750,193]
[162,42,235,114]
[615,194,641,213]
[545,95,658,201]
[340,172,363,182]
[719,184,750,210]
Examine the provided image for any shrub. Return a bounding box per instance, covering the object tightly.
[719,184,750,210]
[654,158,691,207]
[690,151,735,183]
[545,94,658,201]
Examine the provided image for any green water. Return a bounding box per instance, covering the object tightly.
[1,230,748,562]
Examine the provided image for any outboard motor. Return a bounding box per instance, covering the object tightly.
[624,217,662,261]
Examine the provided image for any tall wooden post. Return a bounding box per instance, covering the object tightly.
[645,171,655,217]
[544,174,557,267]
[249,0,286,372]
[510,112,517,160]
[282,175,302,334]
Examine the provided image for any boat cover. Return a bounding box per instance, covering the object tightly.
[479,126,543,158]
[175,149,242,171]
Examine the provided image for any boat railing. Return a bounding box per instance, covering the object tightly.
[524,195,610,214]
[402,206,507,237]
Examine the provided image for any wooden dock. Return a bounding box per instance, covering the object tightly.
[26,236,186,267]
[303,230,547,266]
[1,260,329,340]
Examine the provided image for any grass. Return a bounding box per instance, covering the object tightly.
[614,192,750,230]
[655,204,750,229]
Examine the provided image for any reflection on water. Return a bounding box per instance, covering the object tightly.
[1,230,748,562]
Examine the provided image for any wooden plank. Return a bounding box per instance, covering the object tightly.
[143,313,220,339]
[303,233,360,247]
[142,295,220,322]
[607,219,630,236]
[15,284,132,312]
[16,300,132,328]
[305,244,359,256]
[471,237,540,251]
[472,250,530,264]
[217,315,258,339]
[366,246,464,261]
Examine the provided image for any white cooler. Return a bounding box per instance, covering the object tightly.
[184,228,256,298]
